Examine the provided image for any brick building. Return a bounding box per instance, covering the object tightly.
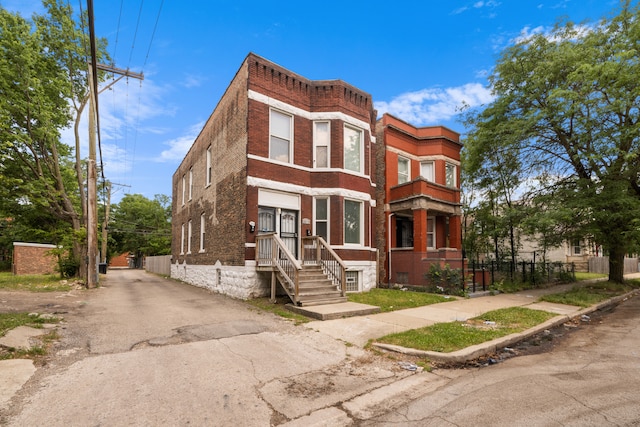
[375,114,463,287]
[12,242,57,275]
[171,53,378,300]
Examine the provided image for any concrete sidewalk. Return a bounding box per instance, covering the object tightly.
[303,274,640,362]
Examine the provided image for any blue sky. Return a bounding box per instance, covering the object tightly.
[3,0,626,202]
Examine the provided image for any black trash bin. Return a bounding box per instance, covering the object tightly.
[98,263,107,274]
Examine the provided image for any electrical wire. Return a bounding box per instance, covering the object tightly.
[127,0,145,69]
[142,0,164,70]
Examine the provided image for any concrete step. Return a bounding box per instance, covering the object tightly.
[297,296,348,307]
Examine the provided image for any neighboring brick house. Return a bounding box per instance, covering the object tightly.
[109,252,132,268]
[171,53,378,299]
[375,114,463,287]
[12,242,57,275]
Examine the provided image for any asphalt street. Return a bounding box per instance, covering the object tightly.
[360,292,640,426]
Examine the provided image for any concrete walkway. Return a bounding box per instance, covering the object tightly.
[303,274,640,361]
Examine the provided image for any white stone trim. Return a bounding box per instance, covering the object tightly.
[247,154,376,186]
[386,146,461,166]
[247,176,373,202]
[13,242,57,248]
[248,90,374,139]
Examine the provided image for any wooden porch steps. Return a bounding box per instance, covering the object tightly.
[291,265,347,306]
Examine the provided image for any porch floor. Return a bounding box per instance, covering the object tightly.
[286,302,380,321]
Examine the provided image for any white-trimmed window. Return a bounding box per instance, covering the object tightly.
[398,156,410,184]
[344,125,363,173]
[206,146,212,186]
[445,163,456,188]
[314,197,329,243]
[180,223,185,254]
[187,220,192,254]
[420,161,434,182]
[572,239,582,255]
[427,217,436,249]
[345,270,360,292]
[199,214,206,252]
[270,109,292,163]
[313,121,330,168]
[181,175,186,205]
[188,168,193,200]
[344,199,363,245]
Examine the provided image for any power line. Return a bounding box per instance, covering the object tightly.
[142,0,164,70]
[127,0,145,68]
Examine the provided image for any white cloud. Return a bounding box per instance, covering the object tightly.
[453,0,500,14]
[513,23,593,43]
[182,73,206,88]
[155,122,205,162]
[59,76,176,181]
[374,83,494,126]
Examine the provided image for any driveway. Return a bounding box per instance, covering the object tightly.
[1,269,412,426]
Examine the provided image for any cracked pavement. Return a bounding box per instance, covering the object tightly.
[1,269,416,425]
[2,269,639,425]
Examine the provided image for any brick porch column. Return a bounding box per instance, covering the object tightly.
[412,209,427,252]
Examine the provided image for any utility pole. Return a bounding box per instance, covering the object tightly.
[86,66,98,288]
[85,0,143,288]
[85,65,142,288]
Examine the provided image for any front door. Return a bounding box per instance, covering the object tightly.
[280,209,298,258]
[258,207,298,258]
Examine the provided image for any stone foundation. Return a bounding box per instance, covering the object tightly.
[171,259,378,299]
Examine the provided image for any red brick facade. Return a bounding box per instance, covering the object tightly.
[172,53,378,294]
[12,242,57,275]
[375,114,464,287]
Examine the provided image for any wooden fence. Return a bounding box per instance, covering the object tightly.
[588,257,639,274]
[145,255,171,276]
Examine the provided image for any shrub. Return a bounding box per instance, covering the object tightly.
[426,264,464,296]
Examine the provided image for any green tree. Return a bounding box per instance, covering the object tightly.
[0,2,110,279]
[109,194,171,268]
[463,2,640,283]
[0,7,80,260]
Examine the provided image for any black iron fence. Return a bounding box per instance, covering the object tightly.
[465,260,576,293]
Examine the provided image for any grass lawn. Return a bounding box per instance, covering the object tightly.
[0,272,72,292]
[348,288,451,312]
[375,307,557,353]
[574,272,607,281]
[539,279,640,308]
[246,297,311,325]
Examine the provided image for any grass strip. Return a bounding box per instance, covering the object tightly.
[348,288,451,312]
[375,307,556,353]
[539,280,640,308]
[246,297,311,325]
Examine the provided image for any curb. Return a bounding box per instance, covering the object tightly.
[371,289,639,363]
